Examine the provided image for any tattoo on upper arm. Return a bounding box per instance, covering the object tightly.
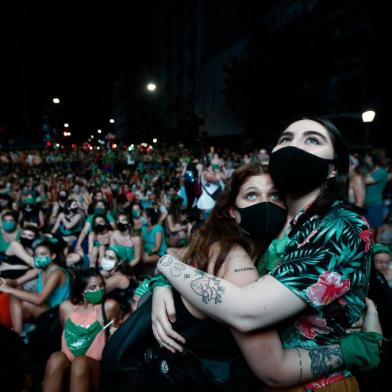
[308,346,344,378]
[190,270,225,305]
[233,266,256,273]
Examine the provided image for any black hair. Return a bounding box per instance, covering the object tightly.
[32,237,66,266]
[70,268,104,305]
[368,148,386,168]
[2,210,19,221]
[145,207,160,226]
[92,213,110,232]
[21,224,39,236]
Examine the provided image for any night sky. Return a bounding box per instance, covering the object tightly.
[0,3,155,141]
[1,1,391,149]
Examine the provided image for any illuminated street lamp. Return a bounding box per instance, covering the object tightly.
[64,123,69,128]
[52,97,60,104]
[109,119,115,124]
[153,138,158,144]
[97,129,102,134]
[146,82,157,92]
[362,110,376,153]
[362,110,376,123]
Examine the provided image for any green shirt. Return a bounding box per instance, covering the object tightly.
[141,224,167,257]
[365,167,388,206]
[270,201,372,389]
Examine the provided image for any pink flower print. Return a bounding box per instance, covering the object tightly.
[307,271,350,306]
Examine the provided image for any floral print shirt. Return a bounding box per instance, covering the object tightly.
[270,201,372,390]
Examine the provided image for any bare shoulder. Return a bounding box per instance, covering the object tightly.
[104,298,120,313]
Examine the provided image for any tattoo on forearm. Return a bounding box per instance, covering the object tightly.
[159,255,175,266]
[308,346,344,378]
[170,261,185,277]
[234,266,256,273]
[190,270,225,305]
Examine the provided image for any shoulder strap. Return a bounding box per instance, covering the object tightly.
[101,301,110,340]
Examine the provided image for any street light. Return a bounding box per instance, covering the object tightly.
[109,119,115,124]
[362,110,376,153]
[64,123,69,128]
[52,98,60,104]
[97,129,102,134]
[362,110,376,123]
[153,138,158,144]
[146,82,157,92]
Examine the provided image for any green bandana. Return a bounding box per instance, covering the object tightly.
[340,331,384,372]
[64,318,102,357]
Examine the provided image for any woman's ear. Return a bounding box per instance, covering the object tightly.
[228,207,236,219]
[328,164,338,179]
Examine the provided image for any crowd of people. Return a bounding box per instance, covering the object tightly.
[0,120,391,391]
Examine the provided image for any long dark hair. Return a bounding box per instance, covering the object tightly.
[70,268,104,305]
[281,116,349,218]
[184,163,271,275]
[168,196,184,224]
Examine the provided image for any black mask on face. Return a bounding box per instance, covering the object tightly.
[20,237,34,248]
[117,222,129,232]
[269,146,334,194]
[94,224,107,233]
[236,202,287,241]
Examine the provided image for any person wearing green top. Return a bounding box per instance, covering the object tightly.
[109,213,142,267]
[75,200,115,254]
[141,208,167,265]
[0,238,70,335]
[0,211,21,255]
[43,268,120,392]
[364,149,389,230]
[154,118,383,390]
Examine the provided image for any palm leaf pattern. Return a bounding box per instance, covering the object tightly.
[271,201,372,350]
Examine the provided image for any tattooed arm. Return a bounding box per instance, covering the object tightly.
[218,250,344,387]
[157,254,306,331]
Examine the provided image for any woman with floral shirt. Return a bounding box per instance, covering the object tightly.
[153,118,378,391]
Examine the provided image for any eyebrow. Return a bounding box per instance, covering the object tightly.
[242,186,259,192]
[279,130,328,143]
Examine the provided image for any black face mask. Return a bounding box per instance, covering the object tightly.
[117,222,129,232]
[269,146,334,194]
[59,194,68,201]
[94,224,107,233]
[20,237,34,248]
[236,202,287,242]
[70,207,78,214]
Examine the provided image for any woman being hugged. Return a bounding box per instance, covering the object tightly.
[154,118,379,391]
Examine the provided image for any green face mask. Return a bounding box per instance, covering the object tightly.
[132,210,141,218]
[34,255,52,269]
[95,208,106,215]
[3,221,16,232]
[84,287,105,304]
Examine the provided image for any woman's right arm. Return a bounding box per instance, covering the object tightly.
[156,254,306,332]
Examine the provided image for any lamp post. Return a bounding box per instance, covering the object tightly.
[362,110,376,154]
